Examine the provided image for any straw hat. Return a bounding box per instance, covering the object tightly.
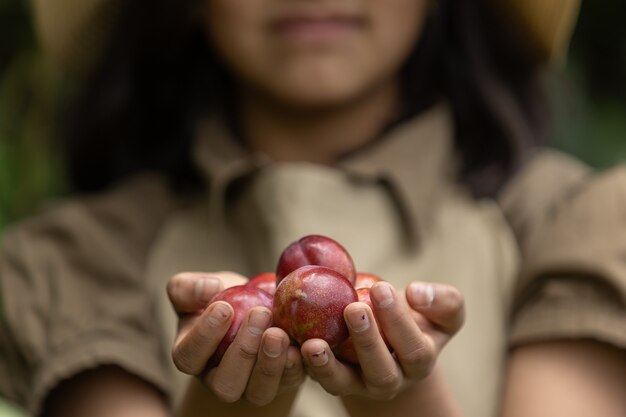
[492,0,581,64]
[32,0,580,73]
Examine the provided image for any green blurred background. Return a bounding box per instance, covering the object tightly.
[0,0,625,415]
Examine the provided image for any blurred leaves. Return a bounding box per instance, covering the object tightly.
[569,0,626,101]
[0,0,67,233]
[0,0,34,76]
[0,52,67,232]
[550,0,626,167]
[0,400,23,417]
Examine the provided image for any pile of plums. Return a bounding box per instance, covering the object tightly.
[209,235,385,364]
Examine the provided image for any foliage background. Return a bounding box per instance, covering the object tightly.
[0,0,625,415]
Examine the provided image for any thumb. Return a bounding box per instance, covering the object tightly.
[405,282,465,338]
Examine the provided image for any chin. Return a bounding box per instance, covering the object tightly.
[278,89,357,110]
[251,56,370,108]
[268,76,369,111]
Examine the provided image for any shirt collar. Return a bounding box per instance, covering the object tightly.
[339,103,456,244]
[193,102,456,245]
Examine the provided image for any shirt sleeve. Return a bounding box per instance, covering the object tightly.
[499,149,626,350]
[0,174,178,415]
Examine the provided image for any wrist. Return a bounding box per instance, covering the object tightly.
[177,378,300,417]
[341,366,464,417]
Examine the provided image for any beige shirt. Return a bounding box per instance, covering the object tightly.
[1,104,625,416]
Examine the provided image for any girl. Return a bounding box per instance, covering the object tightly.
[1,0,625,416]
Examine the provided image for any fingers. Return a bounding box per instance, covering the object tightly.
[172,301,234,374]
[370,282,435,380]
[213,271,250,288]
[173,305,304,405]
[405,282,465,349]
[244,327,290,406]
[169,271,305,405]
[167,271,248,314]
[207,307,273,403]
[167,273,224,314]
[343,302,403,397]
[280,346,306,392]
[304,283,451,399]
[216,333,304,405]
[301,339,365,397]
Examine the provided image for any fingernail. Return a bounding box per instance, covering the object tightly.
[371,283,394,308]
[208,301,232,326]
[346,307,370,333]
[248,308,271,336]
[263,335,284,358]
[410,284,435,308]
[308,349,328,367]
[195,277,221,304]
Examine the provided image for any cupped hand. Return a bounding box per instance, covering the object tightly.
[301,281,464,400]
[166,272,305,406]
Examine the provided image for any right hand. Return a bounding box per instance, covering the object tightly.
[166,272,305,406]
[301,281,465,401]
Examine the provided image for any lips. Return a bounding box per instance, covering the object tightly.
[269,9,365,43]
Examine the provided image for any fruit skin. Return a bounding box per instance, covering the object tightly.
[276,235,356,285]
[354,272,383,289]
[273,265,358,349]
[335,287,390,364]
[208,285,273,364]
[247,272,277,295]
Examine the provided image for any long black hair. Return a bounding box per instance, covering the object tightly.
[60,0,546,197]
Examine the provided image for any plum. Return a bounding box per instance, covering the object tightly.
[276,235,356,285]
[354,272,383,289]
[273,265,357,349]
[208,285,273,363]
[246,272,277,295]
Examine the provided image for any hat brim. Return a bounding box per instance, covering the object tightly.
[493,0,581,64]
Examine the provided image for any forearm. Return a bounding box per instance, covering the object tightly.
[500,340,626,417]
[44,366,170,417]
[341,366,464,417]
[177,378,299,417]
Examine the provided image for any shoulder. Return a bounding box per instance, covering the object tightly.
[498,148,592,250]
[499,149,626,350]
[498,147,626,257]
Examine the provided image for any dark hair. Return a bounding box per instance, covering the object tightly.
[60,0,546,197]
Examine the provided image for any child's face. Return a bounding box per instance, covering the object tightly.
[203,0,429,108]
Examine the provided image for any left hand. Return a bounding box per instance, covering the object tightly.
[301,281,465,400]
[167,271,305,406]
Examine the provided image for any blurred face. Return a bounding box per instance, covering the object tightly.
[203,0,430,109]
